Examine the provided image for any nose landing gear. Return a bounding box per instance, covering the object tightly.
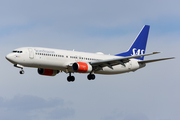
[14,64,24,74]
[20,69,24,74]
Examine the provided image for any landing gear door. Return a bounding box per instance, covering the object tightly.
[28,48,34,59]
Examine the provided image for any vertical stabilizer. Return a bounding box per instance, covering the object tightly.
[115,25,150,60]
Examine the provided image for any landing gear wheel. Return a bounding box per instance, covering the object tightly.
[67,76,75,82]
[87,74,95,80]
[91,74,95,80]
[20,70,24,74]
[87,75,91,80]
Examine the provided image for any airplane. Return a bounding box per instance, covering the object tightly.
[5,25,174,82]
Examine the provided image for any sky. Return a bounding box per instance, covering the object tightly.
[0,0,180,120]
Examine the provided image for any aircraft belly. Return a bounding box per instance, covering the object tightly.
[95,65,131,75]
[95,60,141,75]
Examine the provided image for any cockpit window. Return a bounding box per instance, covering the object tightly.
[12,50,23,53]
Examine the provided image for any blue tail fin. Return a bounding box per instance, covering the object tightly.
[115,25,150,60]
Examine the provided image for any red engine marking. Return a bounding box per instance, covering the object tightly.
[43,69,54,76]
[77,62,88,73]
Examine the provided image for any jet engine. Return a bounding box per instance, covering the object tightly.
[38,68,59,76]
[72,62,92,73]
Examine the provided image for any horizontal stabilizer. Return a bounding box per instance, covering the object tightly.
[138,57,175,64]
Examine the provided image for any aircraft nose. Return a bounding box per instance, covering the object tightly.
[6,54,10,60]
[6,53,14,61]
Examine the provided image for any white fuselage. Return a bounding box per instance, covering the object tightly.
[6,47,145,75]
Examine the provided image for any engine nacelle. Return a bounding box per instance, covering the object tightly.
[38,68,59,76]
[72,62,92,73]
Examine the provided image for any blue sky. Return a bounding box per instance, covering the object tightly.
[0,0,180,120]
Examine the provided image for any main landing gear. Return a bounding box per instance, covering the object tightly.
[87,74,95,80]
[14,64,24,74]
[67,73,75,82]
[67,73,96,82]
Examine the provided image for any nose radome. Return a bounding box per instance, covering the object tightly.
[6,53,13,61]
[5,54,10,60]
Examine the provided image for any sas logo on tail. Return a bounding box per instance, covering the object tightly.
[131,48,144,56]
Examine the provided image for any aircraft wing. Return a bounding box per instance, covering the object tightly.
[90,52,160,70]
[138,57,175,64]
